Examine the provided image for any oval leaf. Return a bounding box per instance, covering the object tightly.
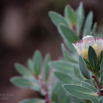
[79,56,90,79]
[61,44,78,63]
[90,98,99,103]
[10,77,34,88]
[64,5,77,25]
[27,59,34,74]
[44,54,51,81]
[63,84,98,99]
[49,61,73,74]
[76,2,84,35]
[81,81,97,92]
[54,71,73,84]
[18,98,45,103]
[58,24,79,43]
[83,12,93,36]
[10,77,40,91]
[33,50,42,77]
[88,46,97,70]
[92,23,97,36]
[49,11,68,26]
[15,63,32,77]
[64,39,76,52]
[99,96,103,103]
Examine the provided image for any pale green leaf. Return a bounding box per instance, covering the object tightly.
[99,97,103,103]
[81,81,97,92]
[64,39,76,52]
[10,77,40,91]
[63,84,98,99]
[49,61,73,74]
[49,11,68,26]
[44,54,51,81]
[54,71,73,84]
[92,23,97,36]
[58,24,79,43]
[33,50,42,77]
[76,2,84,35]
[88,46,97,70]
[90,98,99,103]
[83,12,93,36]
[27,59,34,74]
[64,5,77,25]
[79,56,90,79]
[18,98,45,103]
[15,63,32,77]
[10,77,34,88]
[61,44,78,63]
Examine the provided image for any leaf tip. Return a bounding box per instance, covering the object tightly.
[48,11,54,16]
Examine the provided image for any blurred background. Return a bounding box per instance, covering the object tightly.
[0,0,103,103]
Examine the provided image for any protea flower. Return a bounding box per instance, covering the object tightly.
[73,35,103,60]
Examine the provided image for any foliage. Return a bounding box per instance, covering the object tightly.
[49,2,103,103]
[10,2,103,103]
[10,51,52,103]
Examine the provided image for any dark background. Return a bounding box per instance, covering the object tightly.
[0,0,103,103]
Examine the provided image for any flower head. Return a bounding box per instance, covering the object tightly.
[73,35,103,60]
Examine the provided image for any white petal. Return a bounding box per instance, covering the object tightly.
[82,42,89,50]
[83,35,94,42]
[96,39,103,49]
[72,43,81,55]
[76,43,83,52]
[89,39,95,46]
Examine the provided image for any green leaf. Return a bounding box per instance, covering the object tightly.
[79,56,90,79]
[58,24,79,43]
[90,98,99,103]
[49,11,68,26]
[84,79,93,85]
[53,82,63,95]
[61,44,78,63]
[63,84,98,99]
[100,54,103,86]
[52,93,58,103]
[15,63,32,77]
[54,71,73,84]
[101,59,103,69]
[64,5,77,25]
[18,98,45,103]
[33,50,42,77]
[27,59,34,74]
[10,77,41,91]
[81,81,97,92]
[49,61,73,74]
[74,98,87,103]
[100,51,103,84]
[83,12,93,36]
[52,82,63,102]
[83,58,91,69]
[10,77,34,88]
[76,2,84,35]
[100,51,103,63]
[44,54,51,81]
[64,39,76,52]
[61,94,71,103]
[99,97,103,103]
[88,46,97,70]
[92,23,97,36]
[73,65,86,83]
